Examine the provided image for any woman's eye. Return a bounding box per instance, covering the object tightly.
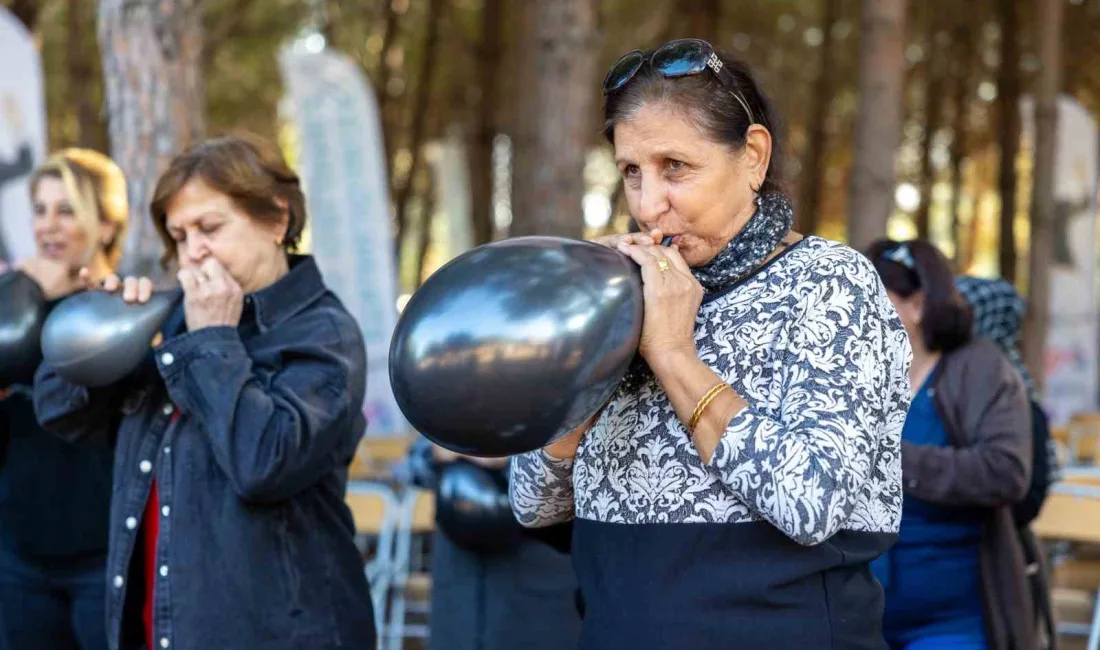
[622,164,640,179]
[666,159,685,172]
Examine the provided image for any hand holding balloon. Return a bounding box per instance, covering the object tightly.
[616,240,702,368]
[591,228,665,251]
[542,412,598,461]
[90,270,155,304]
[432,444,508,469]
[178,258,243,331]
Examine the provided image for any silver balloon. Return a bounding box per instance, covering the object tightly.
[389,236,643,457]
[41,289,181,387]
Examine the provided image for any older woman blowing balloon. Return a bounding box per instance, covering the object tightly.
[510,39,912,650]
[33,135,375,650]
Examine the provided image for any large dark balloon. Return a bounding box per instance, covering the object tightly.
[0,271,47,387]
[436,461,523,554]
[41,289,181,387]
[389,236,643,457]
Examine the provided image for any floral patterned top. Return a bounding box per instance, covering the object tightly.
[510,236,911,544]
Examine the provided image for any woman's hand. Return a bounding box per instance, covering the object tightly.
[81,269,154,304]
[591,229,663,250]
[616,240,703,368]
[178,258,243,331]
[17,257,80,299]
[431,444,509,468]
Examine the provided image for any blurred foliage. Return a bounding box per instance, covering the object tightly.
[7,0,1100,277]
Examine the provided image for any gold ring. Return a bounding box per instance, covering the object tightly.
[657,258,671,272]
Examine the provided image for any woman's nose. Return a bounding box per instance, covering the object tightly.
[636,176,669,224]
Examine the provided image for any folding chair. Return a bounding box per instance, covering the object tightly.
[1033,478,1100,650]
[345,481,400,644]
[384,488,436,650]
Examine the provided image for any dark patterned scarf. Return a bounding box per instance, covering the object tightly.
[691,192,795,293]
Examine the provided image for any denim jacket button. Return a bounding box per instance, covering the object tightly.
[161,352,175,366]
[140,460,153,474]
[162,505,170,517]
[160,565,169,577]
[160,638,170,648]
[162,403,174,416]
[126,517,137,530]
[113,575,124,588]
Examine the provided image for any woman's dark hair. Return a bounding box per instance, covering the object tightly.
[150,133,307,268]
[866,238,973,353]
[602,48,786,196]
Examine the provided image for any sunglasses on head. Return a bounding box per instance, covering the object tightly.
[882,243,917,272]
[602,38,757,126]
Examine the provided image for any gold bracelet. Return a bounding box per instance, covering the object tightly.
[689,382,730,436]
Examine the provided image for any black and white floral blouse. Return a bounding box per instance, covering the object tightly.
[510,236,911,650]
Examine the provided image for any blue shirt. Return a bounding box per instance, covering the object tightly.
[873,374,985,640]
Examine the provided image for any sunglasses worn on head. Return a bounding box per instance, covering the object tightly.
[882,244,916,271]
[603,38,756,126]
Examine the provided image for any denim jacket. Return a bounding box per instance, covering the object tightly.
[33,256,375,650]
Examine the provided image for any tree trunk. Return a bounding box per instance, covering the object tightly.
[686,0,721,44]
[915,17,945,239]
[392,0,444,250]
[68,0,106,151]
[416,168,438,282]
[797,0,841,235]
[467,0,503,245]
[375,1,403,177]
[848,0,908,251]
[509,0,599,238]
[948,19,975,260]
[1022,0,1063,388]
[996,0,1020,282]
[99,0,205,277]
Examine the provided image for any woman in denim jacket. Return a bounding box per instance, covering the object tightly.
[33,135,375,650]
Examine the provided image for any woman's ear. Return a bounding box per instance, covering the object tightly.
[742,124,772,189]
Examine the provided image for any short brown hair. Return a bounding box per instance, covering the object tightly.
[30,148,129,269]
[150,134,307,267]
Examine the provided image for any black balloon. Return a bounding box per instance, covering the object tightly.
[389,236,643,457]
[436,460,523,554]
[0,271,47,387]
[41,289,181,387]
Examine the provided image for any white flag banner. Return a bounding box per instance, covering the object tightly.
[0,7,47,265]
[279,45,407,438]
[1022,95,1100,425]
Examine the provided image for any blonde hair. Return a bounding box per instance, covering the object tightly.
[29,148,129,269]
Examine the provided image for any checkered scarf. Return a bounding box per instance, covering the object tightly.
[955,275,1038,401]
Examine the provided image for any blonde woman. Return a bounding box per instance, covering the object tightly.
[0,149,127,650]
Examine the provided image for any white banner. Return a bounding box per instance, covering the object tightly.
[1022,96,1100,425]
[279,45,408,438]
[0,8,47,265]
